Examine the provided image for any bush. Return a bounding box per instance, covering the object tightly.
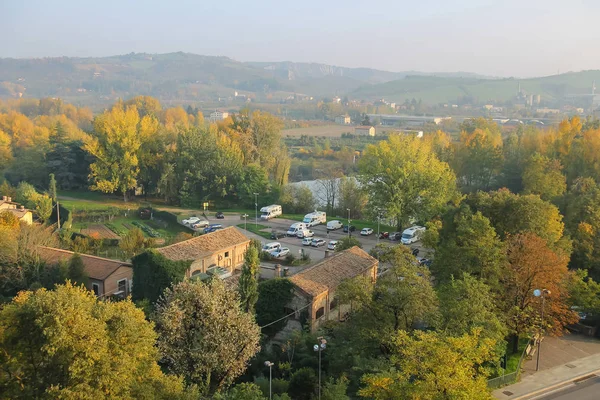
[284,253,296,264]
[288,368,317,400]
[256,279,294,336]
[259,251,273,261]
[153,210,178,225]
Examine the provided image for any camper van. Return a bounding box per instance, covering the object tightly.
[302,211,327,227]
[260,205,282,220]
[401,226,426,245]
[286,222,307,236]
[262,242,282,252]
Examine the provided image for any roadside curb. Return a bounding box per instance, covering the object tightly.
[506,368,600,400]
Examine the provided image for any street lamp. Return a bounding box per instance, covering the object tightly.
[254,193,259,228]
[264,361,274,400]
[376,209,385,244]
[346,208,351,239]
[242,214,248,231]
[313,337,327,400]
[533,288,551,371]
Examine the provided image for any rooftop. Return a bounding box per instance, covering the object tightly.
[156,226,250,261]
[289,246,378,297]
[38,246,131,280]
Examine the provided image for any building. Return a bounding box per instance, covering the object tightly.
[156,226,250,280]
[209,110,230,122]
[354,126,375,136]
[38,247,133,298]
[0,196,33,225]
[334,115,351,125]
[289,246,378,331]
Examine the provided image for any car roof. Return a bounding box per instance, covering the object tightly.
[329,240,338,243]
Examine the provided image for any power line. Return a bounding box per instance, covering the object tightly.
[259,300,313,329]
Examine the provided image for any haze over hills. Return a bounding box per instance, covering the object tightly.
[0,52,598,109]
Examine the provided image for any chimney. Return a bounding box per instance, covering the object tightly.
[2,196,6,201]
[7,197,11,202]
[20,205,24,210]
[275,264,281,278]
[324,250,330,259]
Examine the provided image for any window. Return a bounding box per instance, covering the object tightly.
[330,298,338,310]
[315,307,325,319]
[225,251,229,258]
[92,283,99,296]
[117,279,127,294]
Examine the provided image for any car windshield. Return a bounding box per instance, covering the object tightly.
[402,233,414,239]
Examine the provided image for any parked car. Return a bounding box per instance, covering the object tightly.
[379,231,389,239]
[326,220,343,230]
[411,247,420,256]
[204,223,223,233]
[271,247,290,258]
[311,238,326,247]
[191,220,209,229]
[182,216,201,226]
[389,232,402,241]
[215,211,225,219]
[302,237,313,246]
[418,258,432,268]
[297,229,314,239]
[270,231,286,240]
[343,225,356,233]
[360,227,374,236]
[262,242,282,252]
[327,240,338,250]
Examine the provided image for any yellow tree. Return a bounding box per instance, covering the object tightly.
[522,153,566,200]
[85,104,144,201]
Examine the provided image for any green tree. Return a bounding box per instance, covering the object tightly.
[567,269,600,316]
[34,194,53,223]
[322,376,350,400]
[256,278,294,336]
[359,329,496,400]
[337,177,367,219]
[522,153,566,200]
[131,249,190,303]
[288,368,318,400]
[0,283,194,399]
[335,236,362,251]
[239,246,260,313]
[214,383,267,400]
[155,279,261,394]
[15,181,39,209]
[358,134,458,229]
[67,253,88,287]
[48,173,57,202]
[119,227,147,259]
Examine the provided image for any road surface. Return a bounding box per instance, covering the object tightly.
[534,375,600,400]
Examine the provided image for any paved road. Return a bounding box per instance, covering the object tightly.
[534,375,600,399]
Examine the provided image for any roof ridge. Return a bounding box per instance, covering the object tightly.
[297,247,359,274]
[157,225,237,250]
[38,246,131,266]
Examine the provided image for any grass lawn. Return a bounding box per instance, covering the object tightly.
[237,223,272,240]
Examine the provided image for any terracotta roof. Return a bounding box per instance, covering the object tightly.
[38,246,131,281]
[156,226,250,261]
[289,246,378,298]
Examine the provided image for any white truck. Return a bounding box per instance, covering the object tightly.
[287,222,307,236]
[260,204,282,220]
[401,226,426,245]
[302,211,326,227]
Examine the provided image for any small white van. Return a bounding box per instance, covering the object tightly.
[286,222,307,236]
[262,242,282,252]
[401,226,426,245]
[326,220,343,230]
[303,211,327,227]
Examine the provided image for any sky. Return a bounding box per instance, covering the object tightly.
[2,0,600,77]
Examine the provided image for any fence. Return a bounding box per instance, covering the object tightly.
[487,339,534,389]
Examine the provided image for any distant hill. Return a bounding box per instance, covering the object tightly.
[0,52,597,108]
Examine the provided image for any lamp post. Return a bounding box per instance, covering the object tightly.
[254,193,259,228]
[313,337,327,400]
[242,214,248,231]
[346,208,351,239]
[264,361,274,399]
[533,288,551,371]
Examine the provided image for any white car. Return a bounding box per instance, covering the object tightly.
[271,247,290,258]
[191,220,209,229]
[297,230,314,239]
[302,237,313,246]
[182,216,201,226]
[326,220,343,230]
[327,240,338,250]
[361,228,374,236]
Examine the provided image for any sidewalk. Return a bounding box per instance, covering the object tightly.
[493,353,600,399]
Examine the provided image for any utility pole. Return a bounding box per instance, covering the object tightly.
[254,193,259,228]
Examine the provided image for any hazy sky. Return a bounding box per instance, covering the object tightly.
[2,0,600,77]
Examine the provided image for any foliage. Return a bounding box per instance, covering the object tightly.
[15,181,38,209]
[119,227,147,259]
[279,184,315,214]
[155,279,261,394]
[359,329,496,400]
[131,249,191,303]
[48,173,57,201]
[335,236,362,251]
[567,269,600,316]
[358,134,458,228]
[214,382,267,400]
[0,210,19,229]
[34,194,53,223]
[288,368,317,400]
[239,246,260,313]
[522,153,566,200]
[256,278,295,336]
[322,376,350,400]
[67,253,88,287]
[0,283,193,399]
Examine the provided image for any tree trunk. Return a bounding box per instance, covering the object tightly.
[510,334,520,354]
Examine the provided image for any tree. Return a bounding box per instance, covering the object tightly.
[256,278,294,336]
[15,181,39,209]
[131,249,190,303]
[214,383,267,400]
[67,253,88,287]
[359,329,496,400]
[337,177,367,219]
[0,283,193,399]
[335,236,362,251]
[502,233,579,353]
[322,376,350,400]
[34,194,53,223]
[85,104,144,201]
[239,246,260,313]
[358,134,458,229]
[119,227,147,259]
[522,153,566,200]
[288,368,318,400]
[567,269,600,316]
[155,279,261,394]
[48,173,57,202]
[431,206,506,288]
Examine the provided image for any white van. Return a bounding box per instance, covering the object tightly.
[260,205,283,220]
[326,220,343,230]
[401,226,426,245]
[303,211,327,227]
[262,242,282,252]
[286,222,307,236]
